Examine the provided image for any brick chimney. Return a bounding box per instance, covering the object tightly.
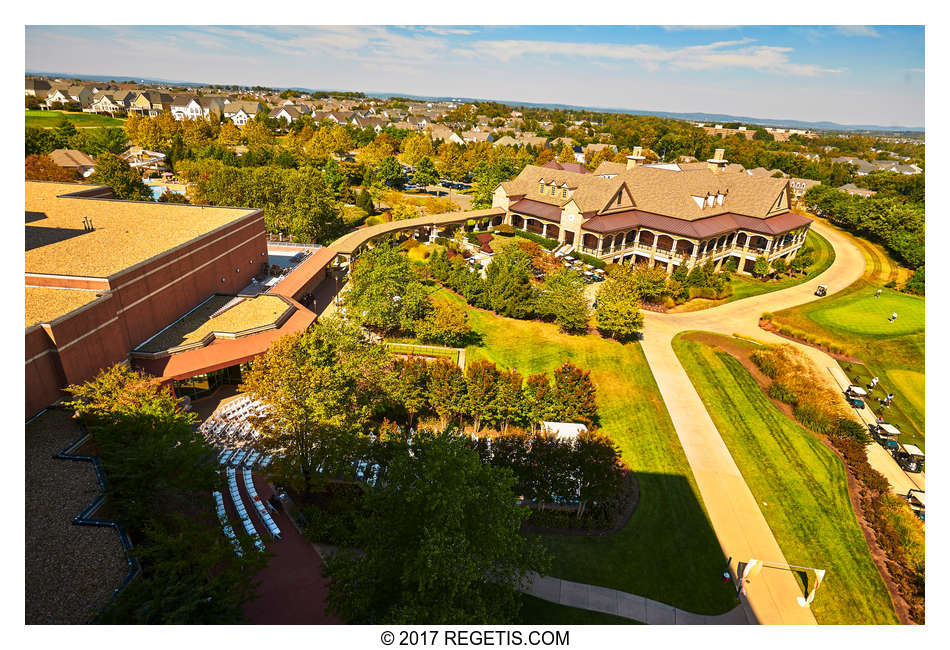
[626,145,646,170]
[706,148,729,173]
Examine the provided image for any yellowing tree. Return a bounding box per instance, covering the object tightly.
[217,120,243,146]
[399,131,435,166]
[242,119,274,147]
[557,144,576,163]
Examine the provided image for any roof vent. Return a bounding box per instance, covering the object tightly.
[81,216,95,231]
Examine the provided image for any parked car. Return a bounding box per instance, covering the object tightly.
[815,285,827,297]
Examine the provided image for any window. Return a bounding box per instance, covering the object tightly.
[539,182,545,194]
[562,189,568,198]
[551,185,556,196]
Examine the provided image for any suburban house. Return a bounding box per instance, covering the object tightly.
[788,177,821,199]
[48,149,96,177]
[838,183,877,198]
[492,148,812,275]
[225,100,264,126]
[66,85,95,107]
[831,156,877,175]
[426,124,465,145]
[25,78,51,96]
[130,91,174,116]
[352,115,386,132]
[88,92,123,114]
[171,95,204,121]
[461,130,494,143]
[44,88,70,106]
[702,125,757,140]
[326,111,355,124]
[269,105,307,125]
[541,160,591,175]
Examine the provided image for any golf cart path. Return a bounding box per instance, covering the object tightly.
[521,572,749,624]
[637,219,916,624]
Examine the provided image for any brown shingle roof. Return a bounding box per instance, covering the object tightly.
[582,210,811,238]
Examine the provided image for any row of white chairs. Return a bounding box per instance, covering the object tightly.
[243,468,281,539]
[227,467,266,553]
[218,447,272,468]
[213,490,244,557]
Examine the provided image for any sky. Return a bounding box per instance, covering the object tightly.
[25,25,925,128]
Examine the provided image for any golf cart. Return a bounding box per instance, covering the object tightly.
[845,385,867,408]
[815,285,828,297]
[895,444,925,473]
[873,422,901,443]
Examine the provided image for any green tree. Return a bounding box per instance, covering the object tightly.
[551,362,598,427]
[465,360,500,433]
[374,155,406,189]
[88,152,151,200]
[537,268,589,333]
[414,300,472,347]
[25,154,78,181]
[324,430,550,624]
[412,155,439,187]
[483,245,536,318]
[595,266,644,341]
[344,241,430,334]
[85,127,129,155]
[427,360,467,428]
[752,255,770,278]
[240,321,391,496]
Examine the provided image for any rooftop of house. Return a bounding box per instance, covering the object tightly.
[25,286,103,328]
[48,149,95,169]
[25,181,260,278]
[502,162,789,222]
[136,294,291,354]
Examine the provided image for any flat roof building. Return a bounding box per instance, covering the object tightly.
[24,181,331,418]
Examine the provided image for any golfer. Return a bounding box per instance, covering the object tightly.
[875,289,883,298]
[889,312,898,322]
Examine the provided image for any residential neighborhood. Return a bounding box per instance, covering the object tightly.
[22,23,928,637]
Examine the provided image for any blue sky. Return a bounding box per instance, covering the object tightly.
[25,25,924,127]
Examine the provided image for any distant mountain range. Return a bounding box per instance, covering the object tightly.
[27,70,924,134]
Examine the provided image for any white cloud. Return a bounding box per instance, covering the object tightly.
[835,26,881,38]
[471,37,842,77]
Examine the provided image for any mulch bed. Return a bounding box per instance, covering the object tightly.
[682,332,913,624]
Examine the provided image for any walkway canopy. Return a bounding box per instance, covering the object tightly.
[329,207,505,256]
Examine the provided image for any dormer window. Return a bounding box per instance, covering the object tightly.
[551,185,556,196]
[706,195,715,207]
[539,182,545,195]
[562,189,568,198]
[716,193,724,206]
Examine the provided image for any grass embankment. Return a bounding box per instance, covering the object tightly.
[431,288,738,616]
[673,332,898,625]
[770,216,924,450]
[669,229,835,313]
[26,109,126,128]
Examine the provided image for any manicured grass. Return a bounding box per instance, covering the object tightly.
[771,216,924,448]
[811,289,923,337]
[517,595,639,625]
[25,109,126,128]
[673,333,898,625]
[432,288,739,616]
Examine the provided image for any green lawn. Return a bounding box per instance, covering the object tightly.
[673,333,898,625]
[517,595,639,625]
[26,109,126,128]
[811,288,924,337]
[770,220,924,450]
[432,288,739,616]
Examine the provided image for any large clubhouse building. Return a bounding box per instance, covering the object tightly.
[25,181,334,419]
[492,149,812,274]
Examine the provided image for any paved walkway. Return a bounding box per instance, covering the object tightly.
[521,573,749,625]
[637,219,918,624]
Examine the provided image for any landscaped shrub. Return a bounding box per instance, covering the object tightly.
[365,214,385,226]
[493,224,515,235]
[767,381,798,405]
[510,228,558,250]
[571,251,606,269]
[834,417,871,444]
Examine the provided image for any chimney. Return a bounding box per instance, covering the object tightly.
[626,145,646,170]
[706,148,729,173]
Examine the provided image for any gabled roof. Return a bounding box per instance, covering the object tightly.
[542,160,591,174]
[503,162,790,222]
[48,149,95,168]
[582,210,811,238]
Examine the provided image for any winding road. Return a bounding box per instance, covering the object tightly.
[637,219,917,624]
